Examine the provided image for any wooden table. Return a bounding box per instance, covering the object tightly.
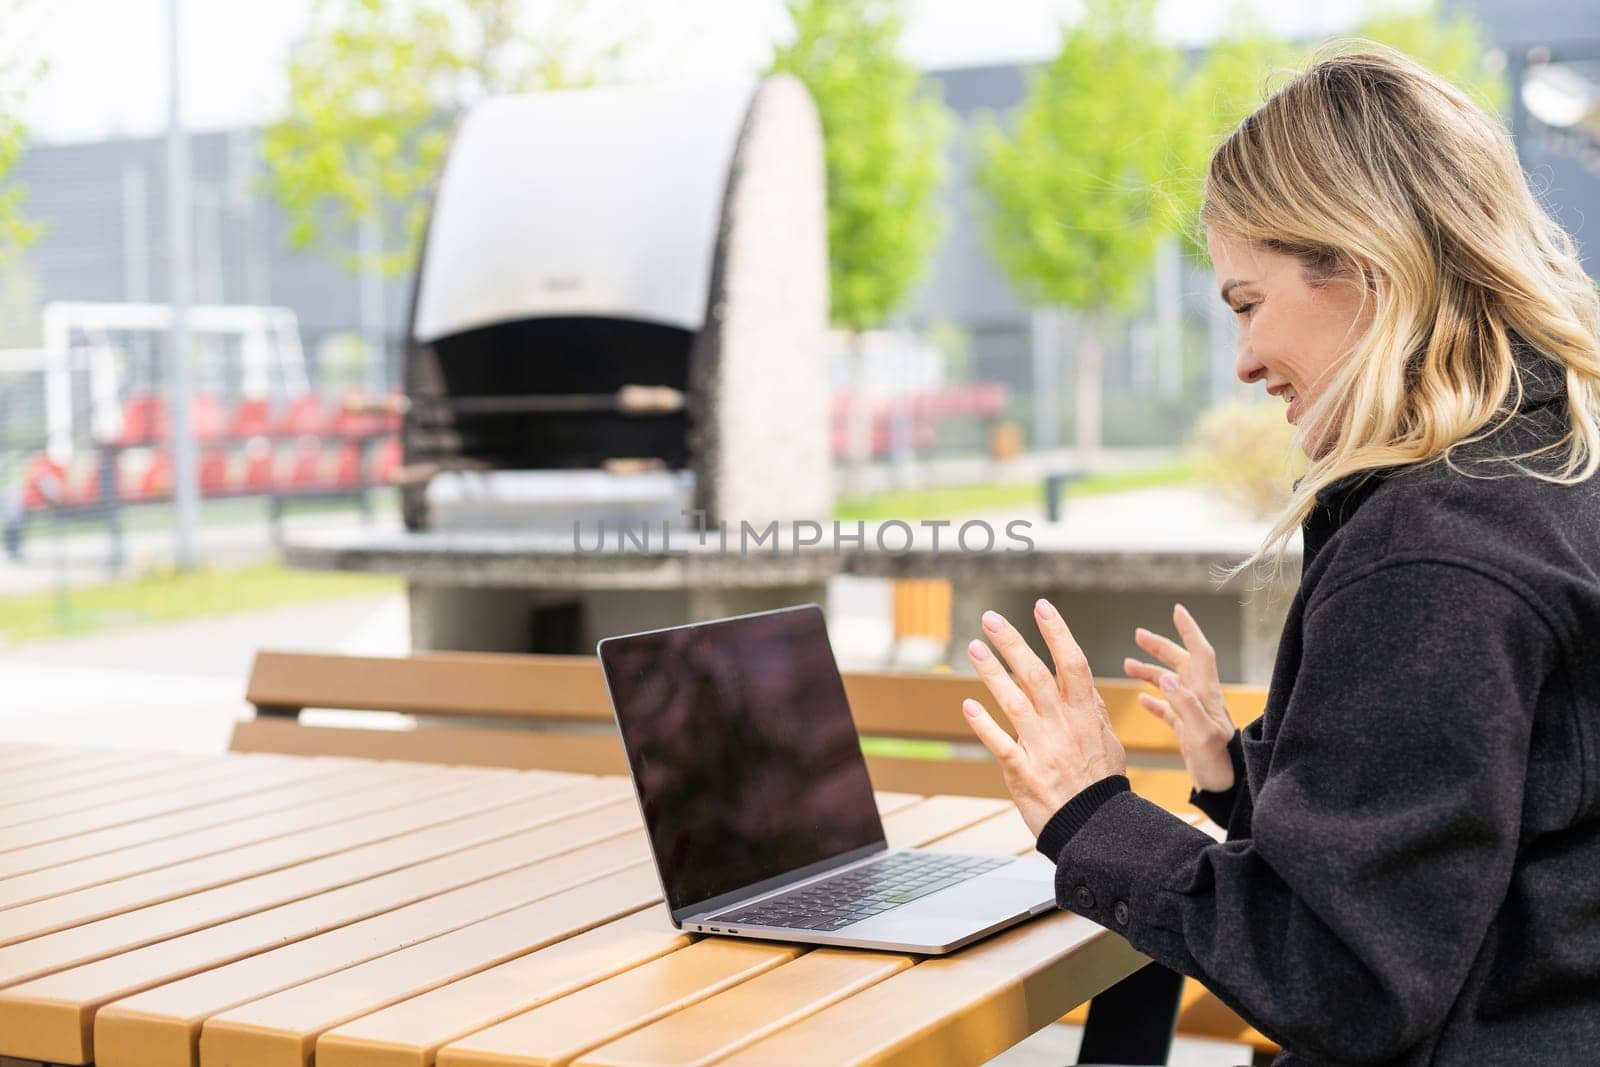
[0,741,1157,1067]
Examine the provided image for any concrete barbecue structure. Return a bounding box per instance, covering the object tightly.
[367,76,839,653]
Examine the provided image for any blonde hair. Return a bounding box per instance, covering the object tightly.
[1201,41,1600,585]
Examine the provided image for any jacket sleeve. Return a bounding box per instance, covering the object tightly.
[1187,727,1246,828]
[1046,560,1554,1063]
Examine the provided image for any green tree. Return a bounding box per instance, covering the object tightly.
[1356,0,1507,115]
[1168,1,1507,263]
[263,0,628,277]
[1164,14,1302,257]
[975,0,1179,455]
[0,0,44,259]
[769,0,949,490]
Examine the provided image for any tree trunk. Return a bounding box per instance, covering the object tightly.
[1156,235,1182,399]
[846,330,872,498]
[1075,313,1103,461]
[1030,307,1061,450]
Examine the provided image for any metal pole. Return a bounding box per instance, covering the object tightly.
[1029,307,1058,450]
[166,0,199,569]
[359,213,387,392]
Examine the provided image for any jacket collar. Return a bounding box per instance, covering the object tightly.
[1299,337,1567,569]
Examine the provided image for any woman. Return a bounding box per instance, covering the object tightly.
[961,45,1600,1065]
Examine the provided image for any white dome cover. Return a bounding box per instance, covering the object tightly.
[412,81,755,343]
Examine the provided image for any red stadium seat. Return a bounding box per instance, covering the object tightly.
[190,394,226,441]
[118,395,167,445]
[282,440,323,489]
[370,436,402,485]
[199,450,234,495]
[332,442,364,487]
[276,395,327,437]
[134,452,172,501]
[229,398,274,439]
[65,460,105,507]
[329,392,383,439]
[242,438,276,491]
[20,454,67,510]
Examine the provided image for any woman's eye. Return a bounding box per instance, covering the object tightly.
[1232,302,1256,317]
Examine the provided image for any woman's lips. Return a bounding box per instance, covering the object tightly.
[1286,394,1301,424]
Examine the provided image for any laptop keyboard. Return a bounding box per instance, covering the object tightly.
[713,851,1012,931]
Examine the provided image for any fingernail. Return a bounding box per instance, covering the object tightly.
[1034,598,1056,620]
[1134,627,1148,638]
[981,610,1003,633]
[968,639,990,661]
[1159,672,1178,692]
[962,699,979,717]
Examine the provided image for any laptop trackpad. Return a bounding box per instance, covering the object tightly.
[905,859,1056,920]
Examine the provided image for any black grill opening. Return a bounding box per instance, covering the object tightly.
[410,316,694,471]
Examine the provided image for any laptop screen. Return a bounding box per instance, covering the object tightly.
[598,604,886,915]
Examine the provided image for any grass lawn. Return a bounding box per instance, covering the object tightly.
[834,458,1197,521]
[0,563,402,646]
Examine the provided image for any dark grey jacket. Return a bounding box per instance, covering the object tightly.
[1036,344,1600,1064]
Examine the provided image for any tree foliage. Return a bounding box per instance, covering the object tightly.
[1164,13,1301,258]
[769,0,949,332]
[1356,0,1508,116]
[0,0,44,259]
[973,0,1178,314]
[263,0,628,277]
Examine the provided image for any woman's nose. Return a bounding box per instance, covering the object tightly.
[1235,345,1266,386]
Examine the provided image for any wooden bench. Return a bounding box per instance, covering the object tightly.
[237,649,1278,1058]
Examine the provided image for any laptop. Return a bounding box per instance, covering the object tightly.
[596,602,1057,955]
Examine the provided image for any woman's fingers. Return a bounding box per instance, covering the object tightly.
[962,698,1022,768]
[1158,672,1209,729]
[1032,599,1095,709]
[965,636,1037,738]
[1122,656,1165,686]
[1137,692,1181,732]
[976,610,1062,720]
[1133,626,1188,670]
[1171,603,1216,670]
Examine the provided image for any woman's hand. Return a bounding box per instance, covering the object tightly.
[961,599,1127,838]
[1122,603,1237,793]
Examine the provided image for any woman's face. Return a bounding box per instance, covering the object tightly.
[1205,227,1375,456]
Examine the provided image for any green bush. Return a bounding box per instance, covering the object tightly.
[1186,401,1306,520]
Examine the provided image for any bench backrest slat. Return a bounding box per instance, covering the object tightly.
[245,650,1265,750]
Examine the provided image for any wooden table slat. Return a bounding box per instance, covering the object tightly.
[0,757,375,876]
[0,745,103,775]
[0,762,482,945]
[203,862,665,1067]
[432,938,801,1067]
[97,830,652,1067]
[0,762,480,906]
[0,782,636,1064]
[0,748,165,792]
[0,771,587,991]
[317,906,691,1067]
[878,795,1010,849]
[921,809,1036,857]
[0,752,219,823]
[580,948,914,1067]
[0,754,287,834]
[714,913,1147,1066]
[868,792,921,817]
